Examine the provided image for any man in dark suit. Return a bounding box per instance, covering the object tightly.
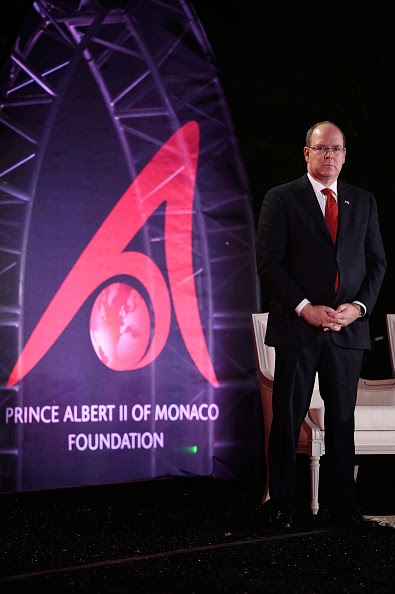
[255,121,387,528]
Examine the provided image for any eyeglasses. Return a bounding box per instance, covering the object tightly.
[308,145,345,155]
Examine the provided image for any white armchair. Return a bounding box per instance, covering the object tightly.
[252,312,395,516]
[386,313,395,378]
[251,312,325,515]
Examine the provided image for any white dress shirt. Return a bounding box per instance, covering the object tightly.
[295,174,366,317]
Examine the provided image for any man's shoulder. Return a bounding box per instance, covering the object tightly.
[337,179,372,199]
[267,175,307,196]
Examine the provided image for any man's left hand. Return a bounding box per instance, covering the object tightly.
[322,303,361,331]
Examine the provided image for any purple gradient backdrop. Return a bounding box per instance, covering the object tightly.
[0,0,262,492]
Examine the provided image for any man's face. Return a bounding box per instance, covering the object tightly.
[304,124,346,185]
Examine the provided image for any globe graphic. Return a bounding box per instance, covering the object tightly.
[90,282,150,371]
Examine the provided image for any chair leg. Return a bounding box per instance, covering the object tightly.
[310,455,321,515]
[261,488,269,505]
[261,466,270,505]
[261,441,270,504]
[354,464,359,481]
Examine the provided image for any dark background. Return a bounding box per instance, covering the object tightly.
[192,0,395,379]
[1,0,394,378]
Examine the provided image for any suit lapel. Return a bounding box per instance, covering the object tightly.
[297,176,334,244]
[336,182,352,245]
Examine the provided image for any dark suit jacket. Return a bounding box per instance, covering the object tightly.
[256,174,387,349]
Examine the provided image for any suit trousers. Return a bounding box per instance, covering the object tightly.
[269,332,364,514]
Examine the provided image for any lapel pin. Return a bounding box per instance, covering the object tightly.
[345,200,350,204]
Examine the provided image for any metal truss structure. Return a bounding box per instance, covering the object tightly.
[0,0,259,491]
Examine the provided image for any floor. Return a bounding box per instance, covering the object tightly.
[1,456,395,593]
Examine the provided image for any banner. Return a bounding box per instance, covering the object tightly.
[0,0,261,492]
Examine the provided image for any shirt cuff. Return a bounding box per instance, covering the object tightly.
[295,299,310,317]
[353,301,366,317]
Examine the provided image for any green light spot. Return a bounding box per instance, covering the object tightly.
[179,445,198,454]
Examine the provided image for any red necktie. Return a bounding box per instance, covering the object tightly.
[322,188,339,291]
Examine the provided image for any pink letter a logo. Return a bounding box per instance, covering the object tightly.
[7,121,218,388]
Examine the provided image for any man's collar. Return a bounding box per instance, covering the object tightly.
[307,173,338,196]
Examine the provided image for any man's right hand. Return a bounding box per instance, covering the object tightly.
[300,303,341,331]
